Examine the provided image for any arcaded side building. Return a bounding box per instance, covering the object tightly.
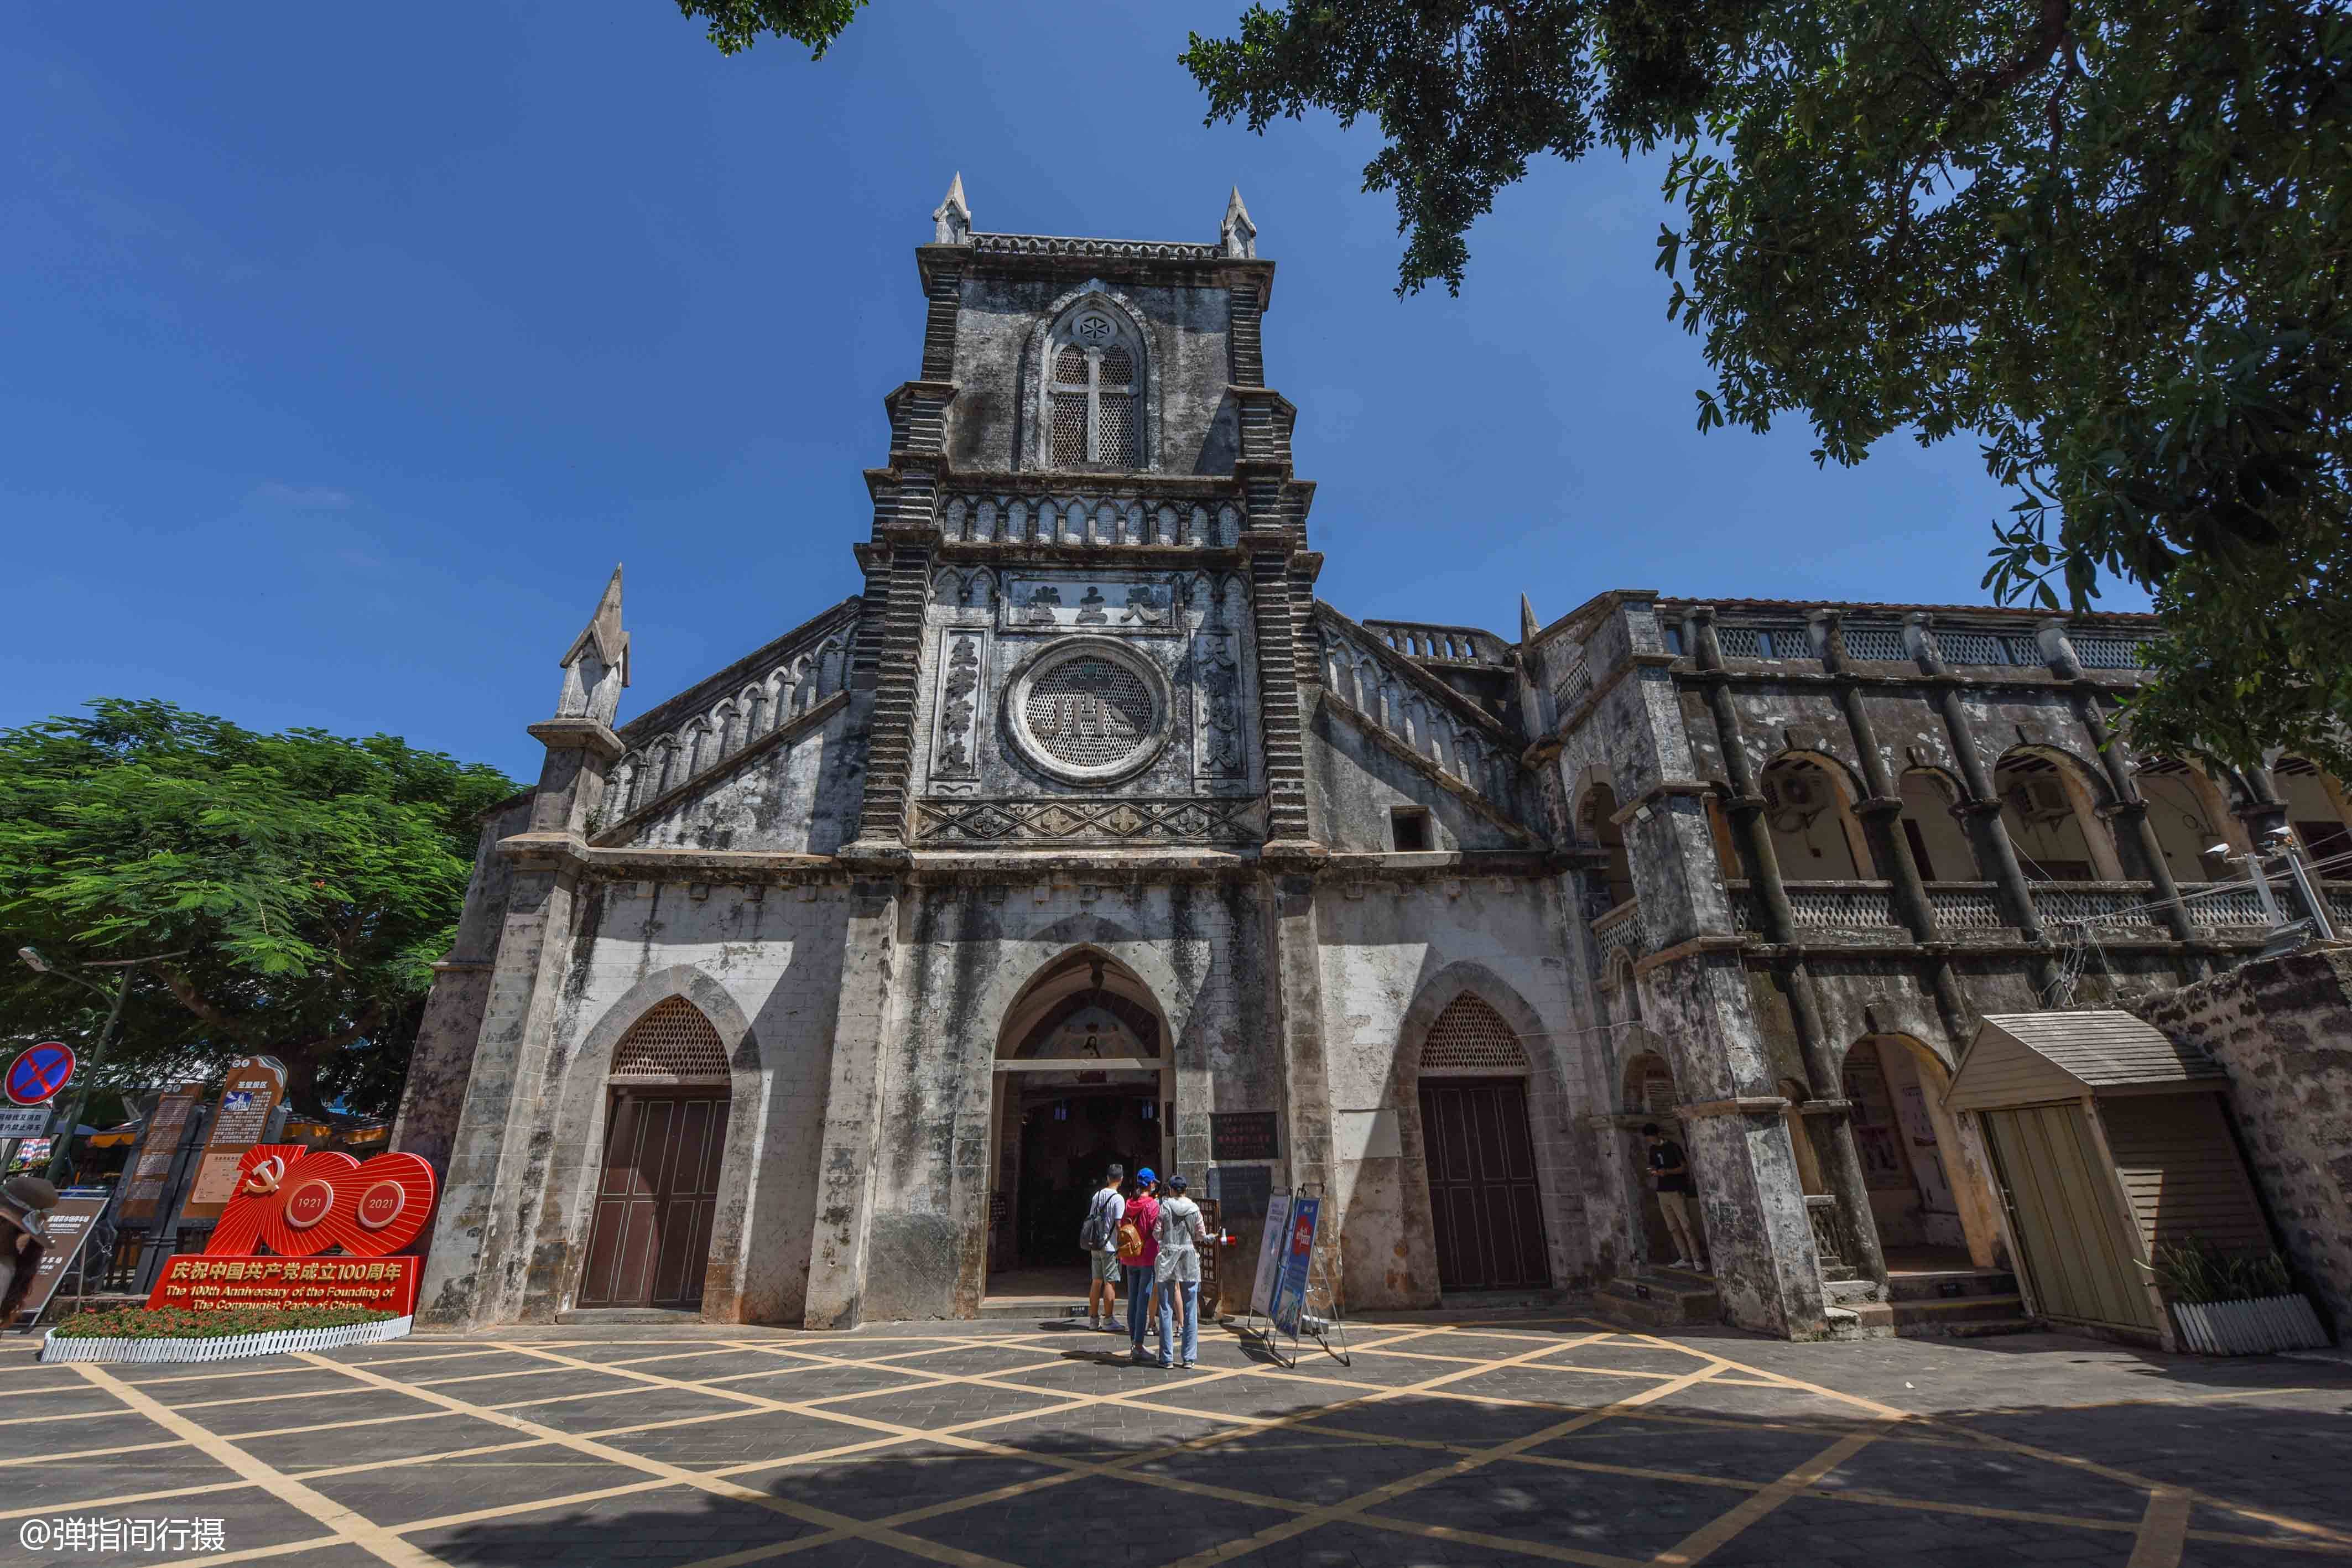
[393,185,2352,1338]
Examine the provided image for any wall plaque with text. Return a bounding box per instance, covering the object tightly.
[1209,1111,1279,1162]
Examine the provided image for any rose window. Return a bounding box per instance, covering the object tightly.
[1023,657,1154,768]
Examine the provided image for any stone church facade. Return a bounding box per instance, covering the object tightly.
[392,183,2352,1339]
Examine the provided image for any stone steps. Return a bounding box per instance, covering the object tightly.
[1595,1268,1721,1329]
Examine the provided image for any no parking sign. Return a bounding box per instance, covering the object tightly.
[5,1042,75,1107]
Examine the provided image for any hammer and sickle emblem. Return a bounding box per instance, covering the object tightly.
[243,1155,286,1196]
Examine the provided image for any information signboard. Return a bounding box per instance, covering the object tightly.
[10,1187,111,1326]
[1268,1196,1320,1337]
[1248,1192,1292,1320]
[0,1106,50,1139]
[1210,1112,1279,1161]
[120,1084,205,1222]
[181,1058,287,1221]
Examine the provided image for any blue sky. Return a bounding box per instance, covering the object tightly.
[1,1,2133,785]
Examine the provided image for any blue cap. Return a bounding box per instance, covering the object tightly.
[1136,1167,1156,1183]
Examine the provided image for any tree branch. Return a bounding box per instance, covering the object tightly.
[154,964,259,1044]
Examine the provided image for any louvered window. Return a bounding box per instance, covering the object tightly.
[609,997,731,1083]
[1421,994,1529,1074]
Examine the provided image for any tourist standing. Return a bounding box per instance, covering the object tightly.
[1120,1168,1162,1362]
[1643,1123,1706,1271]
[1153,1173,1208,1369]
[1081,1163,1126,1330]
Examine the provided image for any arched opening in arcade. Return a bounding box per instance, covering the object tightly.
[577,997,735,1312]
[2276,754,2352,869]
[1758,753,1871,879]
[1995,748,2121,882]
[987,948,1172,1299]
[1619,1045,1685,1269]
[1838,1034,2005,1277]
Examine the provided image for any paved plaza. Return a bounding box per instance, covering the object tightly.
[5,1312,2350,1568]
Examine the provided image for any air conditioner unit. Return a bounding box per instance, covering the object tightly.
[1763,772,1824,831]
[2005,778,2072,824]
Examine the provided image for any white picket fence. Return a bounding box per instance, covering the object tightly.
[39,1315,413,1364]
[2169,1295,2329,1356]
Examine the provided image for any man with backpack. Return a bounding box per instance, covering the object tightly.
[1080,1163,1125,1330]
[1118,1168,1161,1361]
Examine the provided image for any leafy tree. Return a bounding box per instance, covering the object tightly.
[1185,1,2352,774]
[673,0,868,55]
[0,701,517,1118]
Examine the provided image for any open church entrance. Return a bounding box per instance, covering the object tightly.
[988,951,1172,1294]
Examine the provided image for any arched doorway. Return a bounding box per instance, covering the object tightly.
[1620,1047,1683,1268]
[1416,994,1549,1291]
[1839,1033,2008,1274]
[988,950,1171,1294]
[577,997,732,1311]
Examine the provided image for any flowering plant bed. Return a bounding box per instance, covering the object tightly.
[39,1306,410,1364]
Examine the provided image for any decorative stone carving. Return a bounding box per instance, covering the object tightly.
[1002,637,1172,788]
[914,795,1256,845]
[933,634,983,780]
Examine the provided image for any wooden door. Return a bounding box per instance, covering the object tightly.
[1981,1103,2157,1331]
[578,1090,729,1310]
[1419,1077,1550,1291]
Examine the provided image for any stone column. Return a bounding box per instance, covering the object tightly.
[414,717,617,1328]
[799,878,904,1330]
[2040,621,2200,969]
[1689,608,1886,1293]
[1810,610,1973,1044]
[1907,613,2062,996]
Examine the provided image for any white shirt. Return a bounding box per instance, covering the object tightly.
[1154,1196,1207,1285]
[1086,1187,1125,1252]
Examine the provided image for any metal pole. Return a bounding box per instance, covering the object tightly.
[43,969,131,1188]
[2276,836,2339,941]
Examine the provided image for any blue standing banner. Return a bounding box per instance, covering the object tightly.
[1268,1196,1320,1337]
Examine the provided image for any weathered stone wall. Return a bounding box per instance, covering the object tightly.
[393,793,534,1177]
[2131,943,2352,1327]
[626,701,866,855]
[1310,705,1529,854]
[1313,876,1589,1307]
[949,275,1240,476]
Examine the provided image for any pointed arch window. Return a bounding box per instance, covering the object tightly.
[1045,304,1142,470]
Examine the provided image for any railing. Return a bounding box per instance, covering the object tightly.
[2028,881,2172,932]
[2070,633,2162,670]
[1553,652,1594,713]
[1321,628,1522,817]
[1804,1194,1853,1274]
[1838,624,1909,662]
[2173,881,2274,929]
[1715,623,1815,661]
[1592,900,1646,966]
[1361,619,1512,665]
[1927,882,2010,929]
[612,616,856,819]
[1783,882,1903,932]
[940,492,1242,548]
[1932,628,2043,667]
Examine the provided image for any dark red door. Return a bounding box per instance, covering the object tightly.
[1419,1078,1550,1291]
[578,1090,729,1309]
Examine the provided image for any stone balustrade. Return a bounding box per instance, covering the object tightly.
[610,617,857,820]
[940,493,1243,548]
[1320,628,1522,819]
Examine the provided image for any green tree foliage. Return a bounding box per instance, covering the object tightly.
[1186,1,2352,773]
[0,701,517,1118]
[673,0,868,55]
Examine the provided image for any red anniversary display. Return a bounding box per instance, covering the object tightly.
[144,1144,438,1315]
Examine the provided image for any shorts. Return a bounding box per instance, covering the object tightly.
[1091,1249,1121,1284]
